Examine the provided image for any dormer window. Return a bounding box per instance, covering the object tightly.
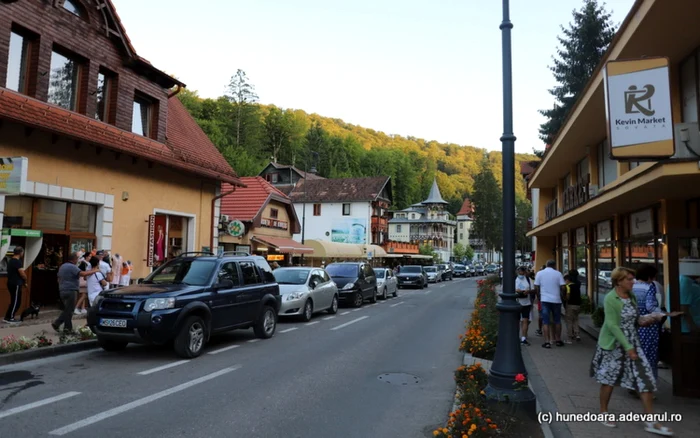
[63,0,84,18]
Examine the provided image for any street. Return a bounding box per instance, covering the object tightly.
[0,277,477,438]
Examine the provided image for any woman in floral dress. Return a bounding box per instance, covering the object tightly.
[633,265,662,382]
[590,267,681,436]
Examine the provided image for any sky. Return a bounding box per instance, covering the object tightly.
[113,0,636,154]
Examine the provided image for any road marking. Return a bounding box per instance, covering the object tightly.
[390,301,405,308]
[280,327,298,333]
[137,360,189,376]
[331,316,369,331]
[247,339,260,343]
[208,344,240,355]
[322,316,335,321]
[425,290,432,295]
[49,367,240,436]
[305,321,320,326]
[352,308,362,312]
[0,392,80,420]
[340,311,351,315]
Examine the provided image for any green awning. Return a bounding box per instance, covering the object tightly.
[1,228,43,238]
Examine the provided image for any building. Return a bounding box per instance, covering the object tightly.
[0,0,241,312]
[388,179,456,262]
[526,0,700,398]
[288,176,392,248]
[219,177,311,265]
[521,160,539,264]
[455,198,474,260]
[258,162,325,195]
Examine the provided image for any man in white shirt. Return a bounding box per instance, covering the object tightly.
[534,259,566,348]
[516,266,535,345]
[97,251,112,286]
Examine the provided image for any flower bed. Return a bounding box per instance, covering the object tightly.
[459,276,499,361]
[0,326,96,355]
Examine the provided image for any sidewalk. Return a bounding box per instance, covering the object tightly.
[523,311,700,437]
[1,310,88,345]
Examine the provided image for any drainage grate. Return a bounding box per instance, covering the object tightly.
[377,373,421,385]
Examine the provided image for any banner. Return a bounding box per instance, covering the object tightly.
[0,157,28,195]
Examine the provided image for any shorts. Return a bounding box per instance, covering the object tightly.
[519,305,532,320]
[541,301,562,325]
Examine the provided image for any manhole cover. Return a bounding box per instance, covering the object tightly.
[377,373,421,385]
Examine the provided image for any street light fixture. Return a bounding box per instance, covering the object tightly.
[300,151,319,266]
[483,0,536,419]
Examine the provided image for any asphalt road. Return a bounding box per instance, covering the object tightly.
[0,276,479,438]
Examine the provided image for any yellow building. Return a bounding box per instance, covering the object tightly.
[528,0,700,398]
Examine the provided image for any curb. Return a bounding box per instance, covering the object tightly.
[0,340,98,366]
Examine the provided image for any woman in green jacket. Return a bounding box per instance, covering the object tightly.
[590,267,682,436]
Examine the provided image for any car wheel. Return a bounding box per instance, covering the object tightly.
[301,299,313,322]
[328,295,339,314]
[98,338,128,352]
[353,292,363,307]
[370,288,378,303]
[254,305,277,339]
[382,287,388,300]
[174,315,206,358]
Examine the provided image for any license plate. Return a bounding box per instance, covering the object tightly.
[99,318,127,328]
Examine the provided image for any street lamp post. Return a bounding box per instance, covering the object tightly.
[483,0,536,419]
[300,151,318,266]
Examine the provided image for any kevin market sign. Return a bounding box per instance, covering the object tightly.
[604,57,675,160]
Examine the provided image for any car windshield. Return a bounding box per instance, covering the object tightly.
[424,267,437,272]
[143,259,215,286]
[325,264,358,278]
[401,266,421,274]
[373,269,386,279]
[454,266,466,271]
[273,268,310,285]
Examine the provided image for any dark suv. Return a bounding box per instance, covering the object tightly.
[397,265,428,289]
[325,262,377,307]
[87,252,281,358]
[437,264,453,281]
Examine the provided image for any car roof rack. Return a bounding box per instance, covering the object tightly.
[177,251,215,257]
[218,251,251,258]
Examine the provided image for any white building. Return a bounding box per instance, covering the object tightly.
[289,176,392,246]
[387,179,456,263]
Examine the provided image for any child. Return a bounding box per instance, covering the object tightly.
[563,270,582,344]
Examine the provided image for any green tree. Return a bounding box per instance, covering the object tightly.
[471,155,502,261]
[538,0,616,148]
[419,243,439,263]
[464,244,475,262]
[264,106,291,163]
[225,69,259,149]
[515,197,532,256]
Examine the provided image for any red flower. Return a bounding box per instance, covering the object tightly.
[480,304,486,308]
[515,373,526,383]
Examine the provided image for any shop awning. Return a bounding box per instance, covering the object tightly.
[303,240,364,258]
[252,236,313,254]
[367,245,387,258]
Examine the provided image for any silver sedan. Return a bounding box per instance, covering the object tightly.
[373,268,398,299]
[273,267,339,322]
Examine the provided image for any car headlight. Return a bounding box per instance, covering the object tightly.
[93,294,105,308]
[285,292,305,301]
[341,282,355,290]
[144,298,176,312]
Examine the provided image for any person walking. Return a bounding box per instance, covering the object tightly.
[590,267,682,435]
[53,253,98,333]
[632,265,663,387]
[4,247,27,324]
[563,270,583,344]
[534,260,566,348]
[516,266,535,345]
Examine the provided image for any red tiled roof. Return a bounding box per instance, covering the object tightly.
[0,89,241,185]
[221,177,290,222]
[457,199,474,216]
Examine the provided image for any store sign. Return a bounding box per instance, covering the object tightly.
[147,215,156,267]
[562,175,590,213]
[630,209,653,236]
[0,157,28,195]
[561,232,569,247]
[236,245,251,254]
[227,220,246,237]
[597,221,612,242]
[576,227,586,245]
[545,199,558,222]
[604,57,675,159]
[260,217,288,230]
[2,228,42,238]
[267,254,285,261]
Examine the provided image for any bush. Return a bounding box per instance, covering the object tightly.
[579,294,593,314]
[0,335,37,354]
[592,306,605,327]
[455,363,489,405]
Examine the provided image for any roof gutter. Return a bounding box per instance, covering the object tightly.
[210,187,237,251]
[168,84,183,98]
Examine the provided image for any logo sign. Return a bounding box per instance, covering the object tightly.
[561,232,569,247]
[147,215,156,267]
[604,57,675,160]
[630,209,653,236]
[227,220,245,237]
[267,254,285,261]
[0,157,28,195]
[597,221,612,242]
[575,227,586,245]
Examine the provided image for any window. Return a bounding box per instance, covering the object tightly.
[3,196,33,228]
[271,173,279,183]
[460,233,464,240]
[35,199,67,230]
[597,139,617,188]
[95,70,113,122]
[239,261,262,285]
[132,94,152,137]
[69,203,96,233]
[459,222,463,229]
[270,208,279,219]
[396,224,402,233]
[342,203,351,216]
[217,262,241,286]
[145,259,215,286]
[253,259,275,282]
[577,157,590,183]
[563,173,571,190]
[48,50,79,110]
[681,54,698,123]
[63,0,84,17]
[6,31,29,93]
[313,204,321,216]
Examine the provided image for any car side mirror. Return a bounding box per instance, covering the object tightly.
[214,279,234,290]
[136,278,144,284]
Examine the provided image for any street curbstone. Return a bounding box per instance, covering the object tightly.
[0,340,98,366]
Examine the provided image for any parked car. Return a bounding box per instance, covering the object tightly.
[453,264,467,277]
[485,264,498,275]
[474,264,485,276]
[87,252,281,358]
[374,268,398,299]
[437,263,453,281]
[598,270,612,288]
[397,265,428,289]
[274,267,339,321]
[325,262,377,307]
[423,266,441,283]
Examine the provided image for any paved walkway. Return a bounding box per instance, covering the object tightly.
[523,310,700,437]
[1,311,88,345]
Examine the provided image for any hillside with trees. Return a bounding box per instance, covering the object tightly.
[177,71,537,214]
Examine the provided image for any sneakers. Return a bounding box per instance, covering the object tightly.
[2,318,20,324]
[535,329,543,336]
[564,339,573,344]
[521,339,530,346]
[74,309,82,315]
[576,336,582,343]
[81,308,88,314]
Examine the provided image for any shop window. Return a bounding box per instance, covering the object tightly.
[681,54,698,123]
[35,199,67,230]
[69,203,96,233]
[597,140,617,188]
[48,49,80,111]
[313,204,321,216]
[270,208,278,219]
[623,208,664,288]
[6,30,30,94]
[132,93,154,137]
[3,196,33,228]
[95,69,115,122]
[594,220,615,308]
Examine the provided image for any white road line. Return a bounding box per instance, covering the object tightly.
[305,321,320,326]
[352,308,362,312]
[137,360,189,376]
[331,316,369,331]
[49,367,240,436]
[425,290,432,295]
[280,327,298,333]
[247,339,260,343]
[322,316,335,321]
[340,311,351,315]
[207,344,240,355]
[0,392,80,420]
[390,301,405,308]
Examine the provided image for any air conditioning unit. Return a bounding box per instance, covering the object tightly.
[588,184,599,198]
[220,214,230,223]
[672,123,700,159]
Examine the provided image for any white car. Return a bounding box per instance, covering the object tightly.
[423,266,441,283]
[274,267,339,321]
[374,268,398,299]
